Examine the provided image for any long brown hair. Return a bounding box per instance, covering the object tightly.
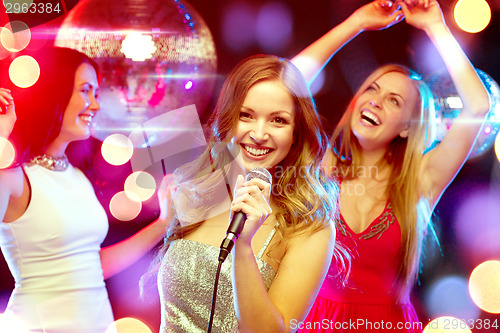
[141,55,343,293]
[330,64,437,302]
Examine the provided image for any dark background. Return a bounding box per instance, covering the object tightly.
[1,0,500,331]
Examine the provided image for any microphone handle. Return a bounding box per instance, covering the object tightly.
[226,212,247,237]
[218,212,246,262]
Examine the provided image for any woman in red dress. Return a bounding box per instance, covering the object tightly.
[293,1,490,331]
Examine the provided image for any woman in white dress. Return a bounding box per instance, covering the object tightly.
[0,47,168,333]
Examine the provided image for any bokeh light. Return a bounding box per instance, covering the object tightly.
[124,171,156,202]
[109,191,142,221]
[0,137,16,169]
[424,316,472,332]
[495,130,500,163]
[108,317,152,333]
[469,260,500,313]
[255,2,293,53]
[221,2,256,53]
[454,190,500,264]
[425,275,480,320]
[0,312,28,333]
[8,55,40,88]
[1,21,31,52]
[101,134,134,166]
[120,32,156,61]
[454,0,491,33]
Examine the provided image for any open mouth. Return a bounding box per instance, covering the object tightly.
[79,113,95,125]
[360,110,381,126]
[241,144,273,157]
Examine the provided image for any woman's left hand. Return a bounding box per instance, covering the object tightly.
[230,174,272,246]
[0,88,16,139]
[398,0,444,31]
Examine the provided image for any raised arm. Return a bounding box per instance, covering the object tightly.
[291,0,403,85]
[407,0,491,207]
[230,176,335,332]
[0,88,15,139]
[99,174,175,279]
[0,88,21,224]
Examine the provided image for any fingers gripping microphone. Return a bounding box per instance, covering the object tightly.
[218,167,272,262]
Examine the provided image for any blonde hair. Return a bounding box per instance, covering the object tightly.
[330,64,437,302]
[142,55,344,293]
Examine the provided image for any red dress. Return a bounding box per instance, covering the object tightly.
[299,202,422,332]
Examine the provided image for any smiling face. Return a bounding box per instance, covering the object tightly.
[232,79,295,172]
[47,62,100,155]
[351,71,419,151]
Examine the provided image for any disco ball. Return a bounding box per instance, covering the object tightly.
[426,69,500,159]
[55,0,217,147]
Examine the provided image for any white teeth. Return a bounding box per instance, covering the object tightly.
[244,145,270,156]
[79,115,93,124]
[361,110,381,125]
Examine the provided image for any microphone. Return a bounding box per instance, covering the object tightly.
[218,167,273,262]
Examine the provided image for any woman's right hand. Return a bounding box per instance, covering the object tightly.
[157,173,178,223]
[351,0,404,32]
[0,88,16,139]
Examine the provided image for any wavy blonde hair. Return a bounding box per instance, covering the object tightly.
[330,64,437,302]
[142,55,345,292]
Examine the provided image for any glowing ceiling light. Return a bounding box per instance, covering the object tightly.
[454,0,491,33]
[469,260,500,313]
[101,134,134,166]
[109,191,142,221]
[9,55,40,88]
[120,32,156,61]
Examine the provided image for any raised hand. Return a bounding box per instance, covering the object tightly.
[0,88,16,139]
[157,173,178,223]
[351,0,404,32]
[230,174,272,246]
[398,0,445,31]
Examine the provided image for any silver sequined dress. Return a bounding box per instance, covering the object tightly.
[158,228,277,333]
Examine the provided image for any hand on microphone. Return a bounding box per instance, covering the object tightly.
[230,174,272,246]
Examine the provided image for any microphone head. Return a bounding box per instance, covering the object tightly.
[245,167,272,185]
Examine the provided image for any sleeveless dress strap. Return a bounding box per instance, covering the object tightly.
[257,223,279,258]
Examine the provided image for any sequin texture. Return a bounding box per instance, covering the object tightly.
[158,238,277,333]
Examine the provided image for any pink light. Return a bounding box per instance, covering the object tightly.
[184,80,193,90]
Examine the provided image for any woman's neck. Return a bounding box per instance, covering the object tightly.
[44,140,68,158]
[356,148,390,181]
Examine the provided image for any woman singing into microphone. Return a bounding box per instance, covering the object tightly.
[147,54,346,332]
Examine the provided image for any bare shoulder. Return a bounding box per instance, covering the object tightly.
[0,166,24,197]
[286,222,335,252]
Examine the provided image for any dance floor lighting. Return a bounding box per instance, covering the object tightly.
[469,260,500,313]
[8,55,40,88]
[0,138,15,169]
[124,171,156,202]
[495,132,500,163]
[425,275,480,320]
[101,134,134,166]
[109,191,142,221]
[107,317,152,333]
[424,316,472,332]
[454,0,491,33]
[255,2,293,53]
[120,32,156,61]
[221,2,256,53]
[1,21,31,52]
[454,190,500,264]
